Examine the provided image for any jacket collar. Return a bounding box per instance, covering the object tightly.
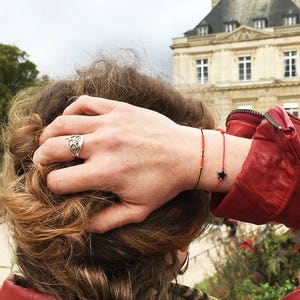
[0,275,55,300]
[2,274,298,300]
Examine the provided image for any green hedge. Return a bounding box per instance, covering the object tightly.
[195,225,300,300]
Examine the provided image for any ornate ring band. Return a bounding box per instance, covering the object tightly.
[66,135,84,158]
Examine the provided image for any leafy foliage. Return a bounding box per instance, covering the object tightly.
[0,44,39,123]
[195,225,300,300]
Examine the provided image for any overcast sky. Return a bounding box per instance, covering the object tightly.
[0,0,211,78]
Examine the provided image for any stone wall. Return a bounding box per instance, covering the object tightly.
[172,25,300,127]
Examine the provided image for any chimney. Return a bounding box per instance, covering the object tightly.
[211,0,221,8]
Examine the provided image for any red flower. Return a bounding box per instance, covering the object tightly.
[292,244,300,255]
[239,237,254,253]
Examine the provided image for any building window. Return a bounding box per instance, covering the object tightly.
[238,104,253,110]
[284,51,297,78]
[283,102,299,116]
[253,18,266,29]
[196,59,208,84]
[238,56,251,81]
[197,25,209,36]
[225,22,237,32]
[283,15,297,26]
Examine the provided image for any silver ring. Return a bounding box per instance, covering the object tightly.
[66,135,84,158]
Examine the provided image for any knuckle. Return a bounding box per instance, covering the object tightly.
[133,211,147,223]
[47,172,62,194]
[107,131,123,147]
[42,138,58,160]
[64,95,91,114]
[32,149,41,164]
[77,95,90,104]
[94,115,105,127]
[88,131,104,149]
[117,102,132,114]
[93,129,123,149]
[53,115,67,131]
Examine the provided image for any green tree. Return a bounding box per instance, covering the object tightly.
[0,44,39,123]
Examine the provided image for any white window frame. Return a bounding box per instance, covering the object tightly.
[283,16,297,26]
[254,19,266,29]
[225,22,237,32]
[283,102,299,117]
[238,104,253,110]
[196,59,209,84]
[198,25,209,36]
[238,56,252,81]
[284,51,297,78]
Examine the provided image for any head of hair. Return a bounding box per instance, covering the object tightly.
[0,55,214,300]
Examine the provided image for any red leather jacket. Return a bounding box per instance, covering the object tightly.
[211,106,300,228]
[211,106,300,300]
[0,276,212,300]
[0,275,55,299]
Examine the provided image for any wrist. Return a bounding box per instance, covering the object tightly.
[200,130,251,193]
[175,125,202,192]
[174,126,251,194]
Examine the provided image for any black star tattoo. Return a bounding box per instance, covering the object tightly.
[217,170,227,180]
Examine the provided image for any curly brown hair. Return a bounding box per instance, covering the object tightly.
[0,57,214,300]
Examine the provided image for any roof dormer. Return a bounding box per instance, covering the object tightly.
[253,17,267,29]
[224,20,239,32]
[197,21,210,36]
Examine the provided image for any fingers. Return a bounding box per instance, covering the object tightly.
[46,163,106,195]
[40,115,100,144]
[87,204,149,233]
[63,95,119,116]
[33,134,90,164]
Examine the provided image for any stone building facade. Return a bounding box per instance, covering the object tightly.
[171,0,300,126]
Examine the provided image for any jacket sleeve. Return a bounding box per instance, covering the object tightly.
[211,106,300,228]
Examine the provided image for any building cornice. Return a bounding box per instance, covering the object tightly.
[176,80,300,93]
[171,25,300,50]
[212,80,300,91]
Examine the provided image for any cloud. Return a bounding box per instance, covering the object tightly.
[0,0,210,78]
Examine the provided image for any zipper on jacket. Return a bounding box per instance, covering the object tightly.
[264,112,283,130]
[225,108,264,126]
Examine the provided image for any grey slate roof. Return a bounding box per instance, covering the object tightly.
[185,0,300,36]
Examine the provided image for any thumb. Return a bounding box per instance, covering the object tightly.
[86,203,149,233]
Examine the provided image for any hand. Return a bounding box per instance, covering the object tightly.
[33,96,200,232]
